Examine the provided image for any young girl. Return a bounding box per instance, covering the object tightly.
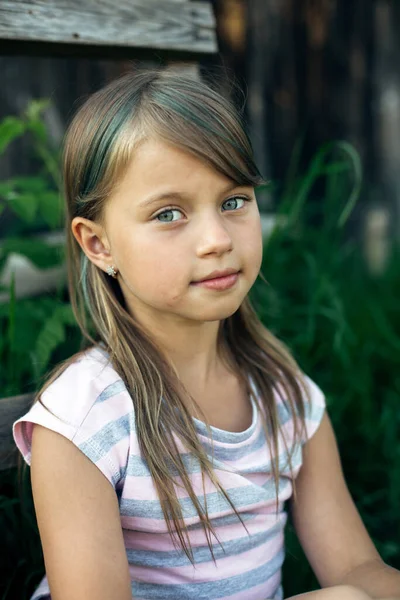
[12,68,400,600]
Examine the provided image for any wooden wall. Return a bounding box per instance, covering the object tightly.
[215,0,400,239]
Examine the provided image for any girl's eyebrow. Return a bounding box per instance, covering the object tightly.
[138,182,244,210]
[138,192,189,209]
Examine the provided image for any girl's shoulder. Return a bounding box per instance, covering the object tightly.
[271,370,327,445]
[29,345,131,429]
[299,373,326,443]
[13,345,134,489]
[39,345,130,426]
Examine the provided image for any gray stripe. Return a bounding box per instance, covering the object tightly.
[200,424,267,462]
[131,547,285,599]
[194,395,258,443]
[125,452,202,478]
[79,412,131,455]
[96,380,127,402]
[124,441,302,479]
[200,408,322,462]
[120,478,291,519]
[126,519,283,567]
[81,425,301,491]
[77,439,120,487]
[308,404,325,424]
[29,571,284,600]
[187,509,259,530]
[76,378,131,486]
[78,413,131,486]
[274,584,284,600]
[122,441,302,487]
[269,398,324,430]
[275,402,292,425]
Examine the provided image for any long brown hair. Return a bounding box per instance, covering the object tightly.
[21,66,310,563]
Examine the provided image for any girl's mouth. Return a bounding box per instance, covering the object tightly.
[191,272,240,291]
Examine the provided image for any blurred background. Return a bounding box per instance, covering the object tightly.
[0,0,399,598]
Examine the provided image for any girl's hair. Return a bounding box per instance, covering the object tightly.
[20,66,310,563]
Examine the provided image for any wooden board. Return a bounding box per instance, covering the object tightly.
[0,0,217,54]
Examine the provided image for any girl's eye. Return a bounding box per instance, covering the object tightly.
[154,196,249,223]
[222,196,248,211]
[154,208,183,223]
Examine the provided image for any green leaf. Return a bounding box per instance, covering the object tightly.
[27,119,47,144]
[38,191,64,229]
[10,304,42,355]
[24,99,51,144]
[24,99,50,122]
[0,180,19,200]
[7,192,39,223]
[7,176,50,193]
[0,237,64,269]
[34,305,67,372]
[0,116,25,154]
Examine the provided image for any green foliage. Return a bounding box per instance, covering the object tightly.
[250,142,400,593]
[0,177,62,229]
[0,100,63,237]
[0,117,25,155]
[0,101,79,399]
[0,291,80,397]
[0,236,63,271]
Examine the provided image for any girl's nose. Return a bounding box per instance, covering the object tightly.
[195,212,233,257]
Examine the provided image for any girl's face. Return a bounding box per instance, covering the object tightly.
[101,137,263,326]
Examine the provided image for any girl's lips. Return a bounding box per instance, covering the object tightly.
[191,272,240,291]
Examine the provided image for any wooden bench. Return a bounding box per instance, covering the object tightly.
[0,0,218,472]
[0,393,34,470]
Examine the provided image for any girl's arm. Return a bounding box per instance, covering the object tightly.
[289,412,400,599]
[31,423,133,600]
[287,584,372,599]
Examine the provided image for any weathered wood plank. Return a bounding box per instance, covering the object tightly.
[0,0,217,54]
[0,393,34,470]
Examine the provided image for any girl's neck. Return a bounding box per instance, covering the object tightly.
[141,319,233,389]
[168,343,235,394]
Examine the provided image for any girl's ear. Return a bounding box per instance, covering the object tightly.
[71,217,114,272]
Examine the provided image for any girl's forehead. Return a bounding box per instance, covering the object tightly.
[118,137,235,193]
[129,137,205,170]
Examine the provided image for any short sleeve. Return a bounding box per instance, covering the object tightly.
[300,373,326,444]
[12,349,133,489]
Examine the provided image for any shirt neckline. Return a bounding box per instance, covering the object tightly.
[192,377,259,443]
[92,344,259,443]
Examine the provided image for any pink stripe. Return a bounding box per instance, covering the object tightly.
[128,534,283,585]
[120,495,276,532]
[121,470,271,502]
[214,570,281,600]
[216,418,304,472]
[123,511,287,551]
[133,574,280,600]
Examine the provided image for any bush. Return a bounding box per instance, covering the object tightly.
[0,101,81,398]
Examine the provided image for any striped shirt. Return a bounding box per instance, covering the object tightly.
[13,345,326,600]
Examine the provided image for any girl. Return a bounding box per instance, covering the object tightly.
[12,68,400,600]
